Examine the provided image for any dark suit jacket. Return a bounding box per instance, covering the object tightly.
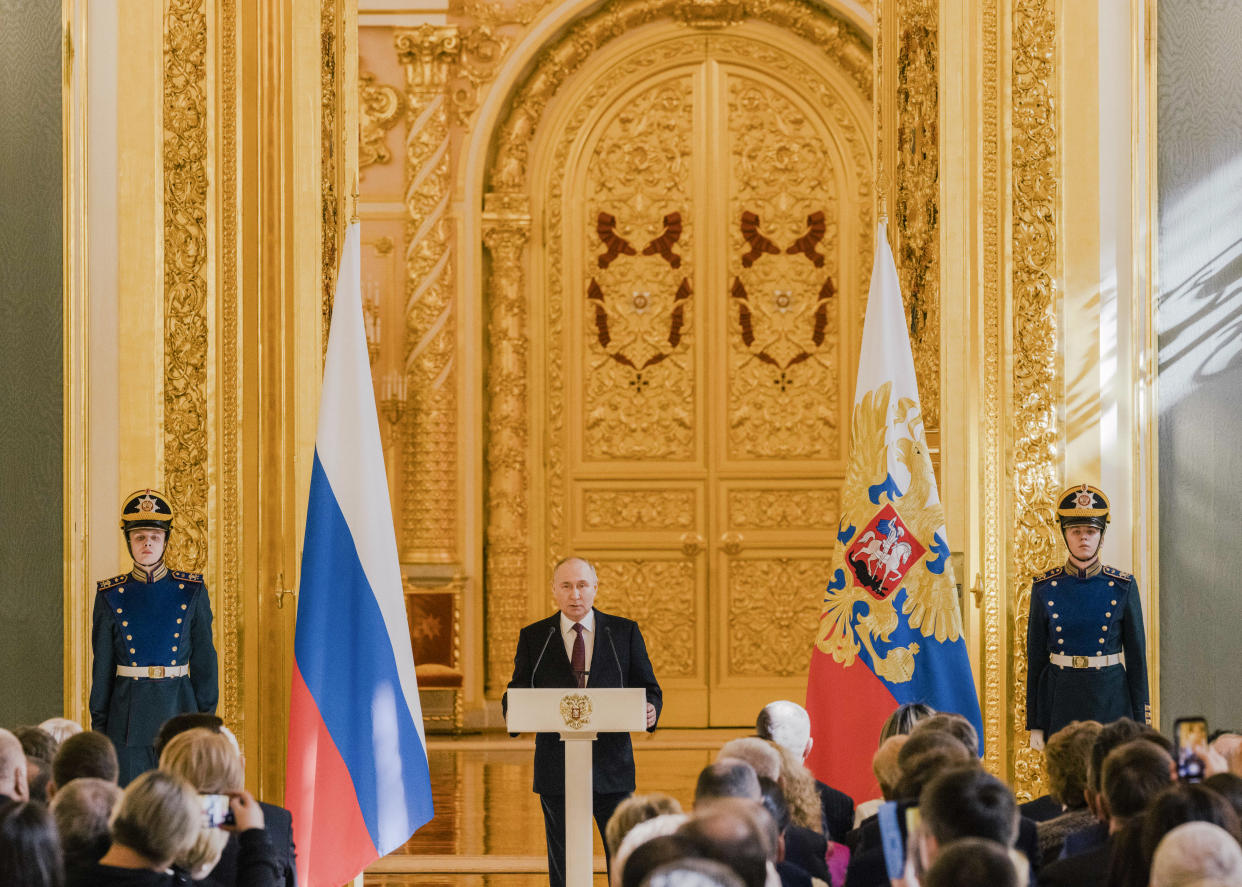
[1021,794,1063,823]
[784,824,830,883]
[816,780,856,841]
[201,802,296,887]
[505,609,662,795]
[1038,837,1112,887]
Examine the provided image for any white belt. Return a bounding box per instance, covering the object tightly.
[1050,653,1121,669]
[116,665,189,679]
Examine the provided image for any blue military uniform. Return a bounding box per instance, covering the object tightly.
[1026,562,1150,734]
[90,489,219,785]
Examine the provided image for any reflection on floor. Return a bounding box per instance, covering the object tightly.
[363,729,747,886]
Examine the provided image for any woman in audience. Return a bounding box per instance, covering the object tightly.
[1108,782,1241,887]
[1037,720,1102,860]
[606,793,684,860]
[878,703,934,745]
[767,742,824,836]
[0,797,64,887]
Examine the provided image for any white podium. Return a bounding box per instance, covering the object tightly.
[506,687,647,886]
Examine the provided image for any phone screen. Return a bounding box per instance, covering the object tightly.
[1174,716,1208,783]
[199,793,235,828]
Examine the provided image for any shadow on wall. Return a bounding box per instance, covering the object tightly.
[1158,236,1242,732]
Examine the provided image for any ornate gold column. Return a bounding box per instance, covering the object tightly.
[481,193,530,694]
[395,26,461,566]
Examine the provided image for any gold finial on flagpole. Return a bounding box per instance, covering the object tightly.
[876,166,890,226]
[349,168,361,225]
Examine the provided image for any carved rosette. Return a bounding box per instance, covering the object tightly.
[163,0,209,574]
[395,27,461,564]
[1010,0,1060,799]
[895,0,940,429]
[482,196,531,693]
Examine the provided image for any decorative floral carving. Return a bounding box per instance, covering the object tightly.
[449,27,511,126]
[583,490,697,531]
[163,0,209,574]
[1010,0,1060,800]
[462,0,549,27]
[396,27,462,563]
[727,558,826,676]
[359,70,403,169]
[727,489,840,530]
[595,559,698,677]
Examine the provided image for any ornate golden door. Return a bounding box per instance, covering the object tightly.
[527,27,873,726]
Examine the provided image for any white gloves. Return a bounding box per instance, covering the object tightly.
[1029,729,1045,751]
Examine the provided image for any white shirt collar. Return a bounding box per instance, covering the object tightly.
[559,609,595,634]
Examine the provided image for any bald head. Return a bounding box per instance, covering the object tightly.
[756,701,812,760]
[0,728,29,802]
[696,759,760,805]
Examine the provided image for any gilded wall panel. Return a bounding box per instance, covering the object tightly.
[727,489,839,530]
[1010,0,1061,798]
[322,0,341,347]
[594,559,698,677]
[582,490,697,531]
[583,74,697,461]
[163,0,209,573]
[727,558,825,676]
[359,71,403,169]
[725,74,842,462]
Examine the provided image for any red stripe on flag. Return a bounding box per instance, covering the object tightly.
[804,650,899,806]
[287,663,379,887]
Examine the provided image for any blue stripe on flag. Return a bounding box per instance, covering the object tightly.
[295,452,434,852]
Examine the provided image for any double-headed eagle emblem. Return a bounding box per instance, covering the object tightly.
[816,381,962,683]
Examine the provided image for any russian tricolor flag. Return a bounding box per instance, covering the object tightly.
[287,222,434,887]
[805,223,982,805]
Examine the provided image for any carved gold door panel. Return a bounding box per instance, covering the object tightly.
[535,30,872,726]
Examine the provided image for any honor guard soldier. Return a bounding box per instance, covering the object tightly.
[89,490,219,784]
[1026,484,1150,750]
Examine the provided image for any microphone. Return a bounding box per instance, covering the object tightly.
[606,626,624,688]
[531,624,557,688]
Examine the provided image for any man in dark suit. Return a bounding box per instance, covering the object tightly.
[505,556,662,887]
[756,700,855,841]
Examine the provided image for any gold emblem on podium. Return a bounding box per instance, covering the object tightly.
[559,693,593,729]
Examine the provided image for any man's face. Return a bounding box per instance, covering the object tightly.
[1064,525,1101,562]
[552,560,597,622]
[128,528,167,567]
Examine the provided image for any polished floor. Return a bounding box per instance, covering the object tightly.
[362,728,748,886]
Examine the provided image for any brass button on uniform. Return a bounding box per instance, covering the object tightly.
[179,583,185,589]
[181,604,187,611]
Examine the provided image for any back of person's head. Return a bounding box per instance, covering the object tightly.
[52,731,118,789]
[109,769,202,868]
[677,799,773,887]
[0,729,28,801]
[1143,784,1242,866]
[765,740,823,834]
[621,833,703,887]
[15,726,59,764]
[920,766,1018,847]
[716,738,780,782]
[159,727,243,793]
[755,701,812,758]
[1044,720,1102,809]
[642,858,747,887]
[26,756,51,804]
[874,735,908,800]
[50,777,121,872]
[911,712,980,757]
[893,741,976,800]
[879,702,935,744]
[1151,822,1242,887]
[899,725,971,764]
[922,837,1020,887]
[615,813,691,887]
[757,776,791,836]
[0,798,64,887]
[1101,739,1175,821]
[153,713,225,759]
[1089,719,1172,793]
[1205,774,1242,822]
[606,793,684,859]
[695,759,760,805]
[38,719,82,746]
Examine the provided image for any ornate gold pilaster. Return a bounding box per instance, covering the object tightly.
[1009,0,1061,799]
[482,193,530,694]
[163,0,210,573]
[395,26,461,564]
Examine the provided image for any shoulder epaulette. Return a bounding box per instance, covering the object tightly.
[1033,566,1064,583]
[96,574,127,591]
[1103,565,1133,582]
[171,570,204,583]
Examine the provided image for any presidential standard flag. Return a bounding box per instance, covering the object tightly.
[286,222,434,887]
[804,222,982,803]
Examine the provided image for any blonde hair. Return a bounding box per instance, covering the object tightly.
[110,770,200,867]
[769,741,825,835]
[604,792,683,858]
[38,718,83,745]
[159,727,244,793]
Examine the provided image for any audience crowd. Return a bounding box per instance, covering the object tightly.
[5,700,1242,887]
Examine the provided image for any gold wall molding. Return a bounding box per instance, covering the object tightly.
[481,195,531,693]
[582,490,698,531]
[463,0,550,27]
[727,489,840,530]
[594,558,698,678]
[359,71,404,169]
[395,26,461,564]
[727,558,827,676]
[322,0,342,349]
[1009,0,1061,799]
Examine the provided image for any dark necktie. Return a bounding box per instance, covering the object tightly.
[571,623,586,688]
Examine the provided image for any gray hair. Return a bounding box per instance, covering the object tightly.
[110,769,201,867]
[756,701,811,757]
[643,858,746,887]
[717,738,781,782]
[1152,822,1242,887]
[50,777,121,868]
